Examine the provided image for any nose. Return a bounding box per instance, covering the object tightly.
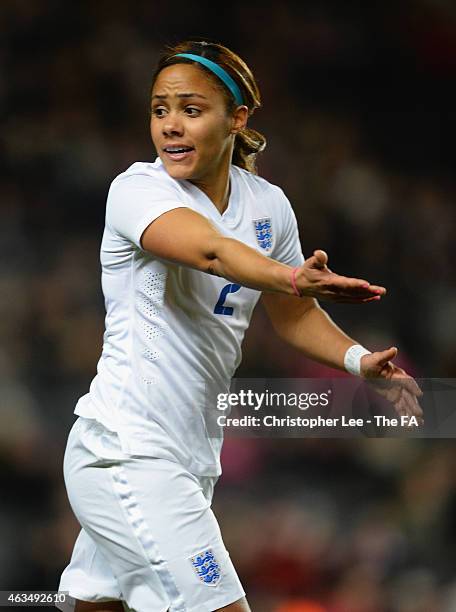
[162,111,184,137]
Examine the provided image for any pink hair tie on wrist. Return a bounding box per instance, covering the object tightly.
[291,267,301,297]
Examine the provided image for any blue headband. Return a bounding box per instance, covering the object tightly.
[173,53,244,106]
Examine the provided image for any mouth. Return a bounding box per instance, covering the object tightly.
[162,145,195,162]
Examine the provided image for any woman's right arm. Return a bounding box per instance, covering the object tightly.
[141,207,385,303]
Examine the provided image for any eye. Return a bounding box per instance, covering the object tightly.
[184,106,201,117]
[151,107,167,118]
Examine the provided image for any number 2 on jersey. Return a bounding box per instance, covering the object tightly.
[214,283,241,316]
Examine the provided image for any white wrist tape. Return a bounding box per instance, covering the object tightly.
[344,344,371,376]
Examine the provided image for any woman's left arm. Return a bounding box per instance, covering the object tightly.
[262,293,360,369]
[262,293,423,421]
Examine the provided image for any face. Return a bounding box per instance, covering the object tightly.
[150,63,246,183]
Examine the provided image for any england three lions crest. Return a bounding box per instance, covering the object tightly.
[190,549,221,586]
[253,217,273,251]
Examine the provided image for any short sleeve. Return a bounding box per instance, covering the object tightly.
[271,187,305,267]
[105,172,189,248]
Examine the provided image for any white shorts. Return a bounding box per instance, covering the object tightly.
[56,418,245,612]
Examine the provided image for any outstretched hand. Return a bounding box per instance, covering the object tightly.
[360,347,424,424]
[295,250,386,303]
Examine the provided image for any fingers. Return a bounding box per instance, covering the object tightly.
[377,364,423,400]
[322,285,386,302]
[364,348,397,375]
[367,361,424,427]
[330,292,386,304]
[304,250,328,272]
[331,295,383,304]
[390,370,423,398]
[373,370,425,426]
[399,375,423,397]
[376,347,398,366]
[327,294,381,304]
[392,389,424,428]
[393,393,408,418]
[397,377,423,398]
[313,249,328,268]
[325,274,386,298]
[300,255,387,303]
[401,388,424,422]
[301,249,387,303]
[368,285,387,296]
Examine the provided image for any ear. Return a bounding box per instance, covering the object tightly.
[230,105,248,134]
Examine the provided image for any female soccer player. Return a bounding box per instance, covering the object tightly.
[57,41,422,612]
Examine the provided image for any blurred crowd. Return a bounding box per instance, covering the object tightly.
[1,1,455,610]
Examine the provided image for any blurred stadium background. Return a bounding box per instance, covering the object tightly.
[1,1,456,610]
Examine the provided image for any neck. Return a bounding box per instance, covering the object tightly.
[189,152,232,215]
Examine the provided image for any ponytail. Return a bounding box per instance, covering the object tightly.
[233,128,266,174]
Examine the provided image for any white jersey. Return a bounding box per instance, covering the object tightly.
[75,159,304,475]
